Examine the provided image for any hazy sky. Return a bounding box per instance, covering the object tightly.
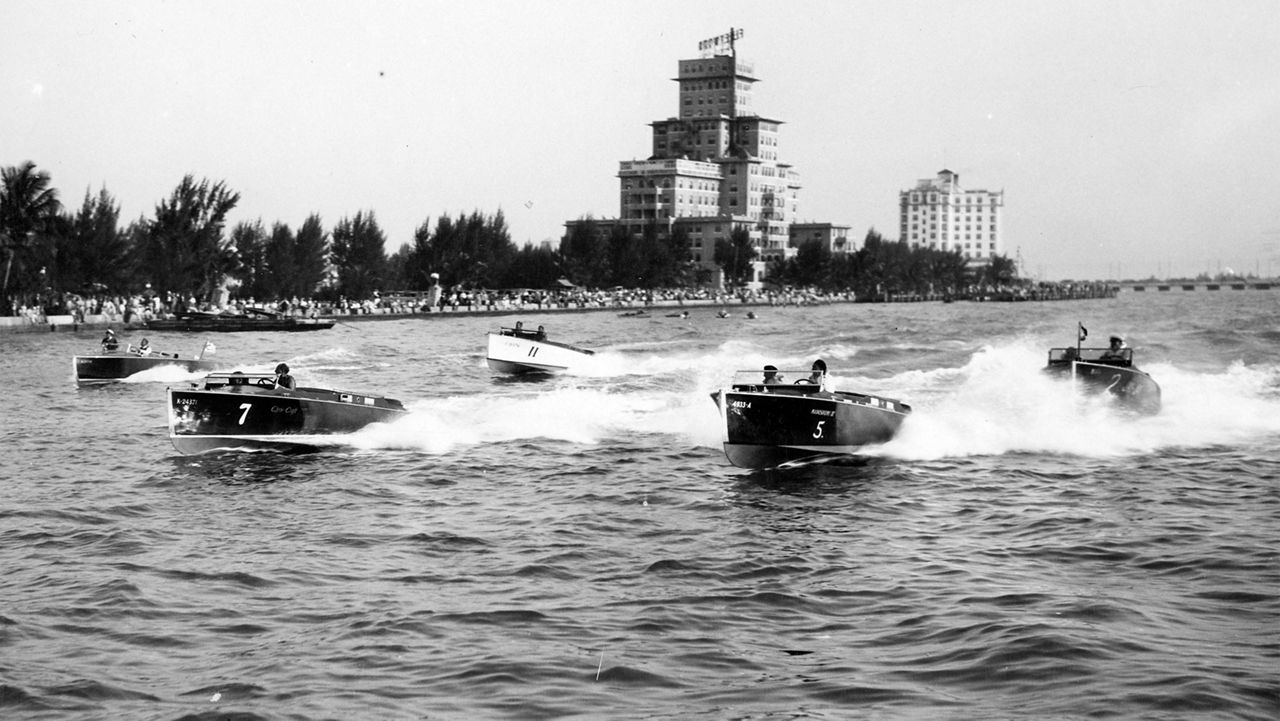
[4,0,1278,280]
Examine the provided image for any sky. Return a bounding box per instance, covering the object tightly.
[3,0,1279,281]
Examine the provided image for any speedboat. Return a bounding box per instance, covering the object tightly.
[146,307,335,332]
[485,324,595,374]
[75,341,220,385]
[710,363,912,469]
[1044,342,1162,414]
[167,371,406,454]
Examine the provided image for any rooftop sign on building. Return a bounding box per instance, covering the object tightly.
[699,28,743,56]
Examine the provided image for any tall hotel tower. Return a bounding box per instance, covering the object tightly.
[568,29,847,287]
[899,170,1005,265]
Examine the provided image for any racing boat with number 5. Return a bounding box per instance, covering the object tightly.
[710,360,911,469]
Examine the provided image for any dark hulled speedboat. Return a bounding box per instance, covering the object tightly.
[167,371,406,454]
[75,341,220,385]
[485,323,595,374]
[710,364,911,469]
[1044,342,1162,415]
[146,307,335,332]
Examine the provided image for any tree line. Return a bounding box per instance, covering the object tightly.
[1,160,1018,315]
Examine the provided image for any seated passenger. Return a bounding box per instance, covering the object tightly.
[135,338,152,357]
[762,365,783,384]
[536,325,547,341]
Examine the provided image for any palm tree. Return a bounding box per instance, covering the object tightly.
[0,161,63,309]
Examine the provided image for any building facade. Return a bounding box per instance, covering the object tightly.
[567,29,848,287]
[899,169,1005,265]
[789,222,852,255]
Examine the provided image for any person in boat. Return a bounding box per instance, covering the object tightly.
[1061,346,1079,363]
[101,328,119,352]
[536,325,547,341]
[805,359,828,388]
[1100,335,1128,361]
[135,338,153,357]
[273,363,295,390]
[762,365,783,384]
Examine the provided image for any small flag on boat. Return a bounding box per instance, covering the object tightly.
[1078,323,1088,342]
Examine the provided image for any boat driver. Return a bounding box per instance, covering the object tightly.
[101,328,119,352]
[136,338,152,357]
[274,363,295,390]
[1101,335,1128,361]
[807,359,828,388]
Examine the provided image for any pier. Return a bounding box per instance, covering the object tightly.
[1122,282,1272,292]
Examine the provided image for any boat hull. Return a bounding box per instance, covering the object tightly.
[74,354,219,384]
[714,387,910,469]
[485,332,593,374]
[168,384,405,454]
[1047,360,1162,414]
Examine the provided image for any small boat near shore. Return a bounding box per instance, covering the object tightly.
[146,307,335,332]
[1044,332,1162,414]
[485,323,595,374]
[710,361,912,469]
[167,371,406,454]
[75,340,220,385]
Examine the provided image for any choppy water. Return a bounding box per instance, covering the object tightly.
[2,291,1278,720]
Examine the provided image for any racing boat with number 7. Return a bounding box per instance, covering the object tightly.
[167,371,406,454]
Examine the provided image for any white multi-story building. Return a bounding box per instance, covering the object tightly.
[568,29,849,287]
[899,169,1004,265]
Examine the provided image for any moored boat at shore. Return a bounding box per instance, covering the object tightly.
[485,323,595,374]
[710,361,911,469]
[1044,332,1162,414]
[146,307,335,332]
[167,371,406,454]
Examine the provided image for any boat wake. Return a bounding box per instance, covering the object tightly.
[875,344,1280,460]
[317,342,1280,462]
[118,364,219,385]
[349,385,722,454]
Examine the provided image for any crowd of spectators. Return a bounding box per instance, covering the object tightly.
[2,280,1119,327]
[419,286,849,313]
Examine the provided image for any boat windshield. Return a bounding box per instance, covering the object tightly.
[1047,347,1132,366]
[729,368,828,391]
